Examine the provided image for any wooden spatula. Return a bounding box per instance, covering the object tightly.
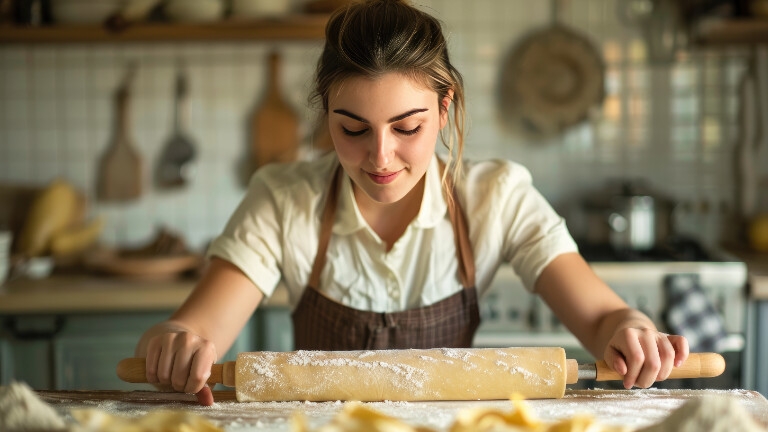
[251,51,299,172]
[97,64,142,202]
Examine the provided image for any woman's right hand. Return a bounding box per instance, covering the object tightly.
[144,327,218,405]
[135,258,266,406]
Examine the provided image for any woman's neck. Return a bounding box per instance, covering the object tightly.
[354,177,425,251]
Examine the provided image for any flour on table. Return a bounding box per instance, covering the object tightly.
[638,394,765,432]
[0,381,67,431]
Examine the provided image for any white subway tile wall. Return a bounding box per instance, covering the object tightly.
[0,0,748,250]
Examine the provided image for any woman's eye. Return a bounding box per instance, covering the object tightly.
[396,125,421,136]
[342,127,367,136]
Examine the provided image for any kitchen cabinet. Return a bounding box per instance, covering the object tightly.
[0,15,328,44]
[752,301,768,397]
[0,311,256,390]
[0,307,293,390]
[253,306,294,353]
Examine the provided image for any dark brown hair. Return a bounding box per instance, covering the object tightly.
[310,0,467,182]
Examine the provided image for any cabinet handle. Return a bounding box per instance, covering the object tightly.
[3,317,65,340]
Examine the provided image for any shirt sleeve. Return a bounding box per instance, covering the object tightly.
[206,170,284,298]
[496,162,578,292]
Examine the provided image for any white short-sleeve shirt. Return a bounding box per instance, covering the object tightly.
[207,152,577,312]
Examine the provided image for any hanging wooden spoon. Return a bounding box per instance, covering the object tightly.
[97,64,142,202]
[251,51,299,171]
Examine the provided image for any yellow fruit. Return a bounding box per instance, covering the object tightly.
[50,217,105,257]
[748,214,768,253]
[16,180,81,257]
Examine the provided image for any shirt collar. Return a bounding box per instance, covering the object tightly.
[333,155,448,235]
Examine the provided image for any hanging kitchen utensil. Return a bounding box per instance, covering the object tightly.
[97,63,142,202]
[251,51,300,172]
[311,113,335,154]
[499,0,604,139]
[156,66,197,189]
[736,51,760,223]
[617,0,687,64]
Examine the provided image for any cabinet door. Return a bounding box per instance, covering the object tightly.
[255,307,294,352]
[1,315,65,389]
[54,333,155,391]
[53,313,168,390]
[52,313,259,390]
[0,338,52,389]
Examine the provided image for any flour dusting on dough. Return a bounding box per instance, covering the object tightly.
[440,348,478,370]
[495,350,519,359]
[541,360,562,371]
[510,366,555,386]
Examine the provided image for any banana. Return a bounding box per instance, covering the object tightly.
[16,180,81,257]
[50,217,106,258]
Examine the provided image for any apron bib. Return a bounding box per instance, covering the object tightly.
[291,161,480,350]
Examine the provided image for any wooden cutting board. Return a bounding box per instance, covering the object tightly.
[97,65,142,202]
[251,51,299,171]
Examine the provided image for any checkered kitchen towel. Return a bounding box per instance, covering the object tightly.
[663,274,728,352]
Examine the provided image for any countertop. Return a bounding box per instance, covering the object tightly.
[0,275,290,315]
[36,388,768,431]
[0,248,765,315]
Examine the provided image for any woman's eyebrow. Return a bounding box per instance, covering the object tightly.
[332,108,429,124]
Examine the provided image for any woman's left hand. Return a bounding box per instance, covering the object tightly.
[603,328,689,389]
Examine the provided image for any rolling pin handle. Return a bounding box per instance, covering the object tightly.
[116,357,224,386]
[594,352,725,381]
[566,359,579,384]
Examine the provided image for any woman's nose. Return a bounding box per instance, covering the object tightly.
[369,131,393,168]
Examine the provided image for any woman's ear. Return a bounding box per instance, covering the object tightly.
[439,89,454,128]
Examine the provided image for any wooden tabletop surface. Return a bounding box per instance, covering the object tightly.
[37,388,768,431]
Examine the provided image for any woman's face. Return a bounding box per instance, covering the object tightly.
[328,73,449,206]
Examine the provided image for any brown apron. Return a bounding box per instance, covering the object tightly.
[291,161,480,350]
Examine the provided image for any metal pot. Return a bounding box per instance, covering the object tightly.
[582,181,675,251]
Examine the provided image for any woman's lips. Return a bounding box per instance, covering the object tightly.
[367,170,400,185]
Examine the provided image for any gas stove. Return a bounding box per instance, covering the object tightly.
[576,236,723,262]
[475,238,748,350]
[474,239,748,389]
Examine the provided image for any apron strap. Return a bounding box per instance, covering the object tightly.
[308,164,343,290]
[439,160,476,288]
[308,158,475,289]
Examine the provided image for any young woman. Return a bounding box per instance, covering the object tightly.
[135,0,689,406]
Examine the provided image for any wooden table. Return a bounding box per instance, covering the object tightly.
[38,389,768,431]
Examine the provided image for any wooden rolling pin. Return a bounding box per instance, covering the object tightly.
[117,347,725,402]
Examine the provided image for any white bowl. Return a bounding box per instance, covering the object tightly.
[21,257,55,279]
[0,255,8,285]
[51,0,126,25]
[0,262,8,285]
[231,0,291,18]
[0,231,11,254]
[165,0,224,23]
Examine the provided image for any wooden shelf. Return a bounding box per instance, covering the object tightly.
[693,18,768,45]
[0,15,329,44]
